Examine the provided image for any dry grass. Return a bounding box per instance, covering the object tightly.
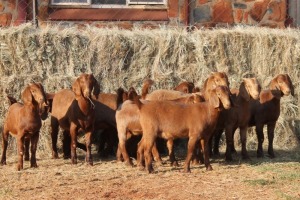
[0,24,299,157]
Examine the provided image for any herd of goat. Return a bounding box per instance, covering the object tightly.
[0,72,294,173]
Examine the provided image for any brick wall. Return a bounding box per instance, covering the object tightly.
[0,0,289,28]
[191,0,287,28]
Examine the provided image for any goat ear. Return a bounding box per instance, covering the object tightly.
[209,90,220,108]
[286,74,295,96]
[92,75,100,99]
[269,76,280,91]
[21,85,32,105]
[240,80,250,101]
[72,79,81,99]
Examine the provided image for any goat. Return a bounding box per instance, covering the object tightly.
[212,78,261,161]
[248,74,294,158]
[1,83,48,170]
[142,72,230,165]
[144,72,229,101]
[174,81,195,93]
[135,85,232,173]
[50,73,100,165]
[61,87,126,159]
[116,88,203,167]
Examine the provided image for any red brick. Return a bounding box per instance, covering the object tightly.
[212,0,234,24]
[249,0,271,22]
[0,13,12,27]
[49,9,168,21]
[235,9,243,23]
[244,11,249,24]
[198,0,208,5]
[168,0,179,18]
[8,0,16,10]
[0,3,4,12]
[267,0,286,22]
[179,0,189,25]
[38,5,49,21]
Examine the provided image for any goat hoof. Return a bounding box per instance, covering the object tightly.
[147,166,154,173]
[156,161,163,166]
[71,160,77,165]
[138,165,145,171]
[125,160,133,167]
[171,161,179,167]
[206,166,213,171]
[257,152,264,158]
[31,163,38,168]
[225,157,233,162]
[242,154,250,160]
[268,151,275,158]
[183,169,191,173]
[17,165,23,171]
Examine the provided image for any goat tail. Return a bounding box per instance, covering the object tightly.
[7,96,18,106]
[133,95,143,109]
[116,87,126,106]
[141,78,154,100]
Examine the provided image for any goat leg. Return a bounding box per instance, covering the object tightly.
[17,136,25,171]
[225,126,234,161]
[50,116,59,159]
[144,137,155,173]
[70,125,78,165]
[85,131,93,166]
[24,138,30,161]
[183,136,198,173]
[62,130,71,159]
[137,139,145,170]
[167,139,178,167]
[116,144,124,162]
[152,142,163,165]
[256,123,264,158]
[240,127,249,160]
[201,138,213,171]
[267,122,276,158]
[212,129,223,157]
[30,133,39,168]
[1,129,9,165]
[118,139,133,166]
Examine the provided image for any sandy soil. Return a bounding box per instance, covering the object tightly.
[0,148,300,200]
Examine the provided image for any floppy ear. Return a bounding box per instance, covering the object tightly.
[92,75,100,99]
[269,76,280,91]
[286,74,294,96]
[22,85,32,105]
[209,90,220,108]
[269,76,282,99]
[240,81,250,101]
[72,78,81,99]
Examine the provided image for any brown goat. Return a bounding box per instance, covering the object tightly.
[145,72,229,101]
[50,73,100,165]
[116,86,203,167]
[135,85,232,173]
[248,74,294,158]
[174,81,195,93]
[61,88,126,158]
[212,78,261,161]
[1,83,48,170]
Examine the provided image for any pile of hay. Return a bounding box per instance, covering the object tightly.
[0,24,299,157]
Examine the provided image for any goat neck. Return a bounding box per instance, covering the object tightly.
[77,95,94,116]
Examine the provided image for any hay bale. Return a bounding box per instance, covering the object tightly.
[0,24,299,156]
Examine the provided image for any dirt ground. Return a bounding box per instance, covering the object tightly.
[1,147,300,200]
